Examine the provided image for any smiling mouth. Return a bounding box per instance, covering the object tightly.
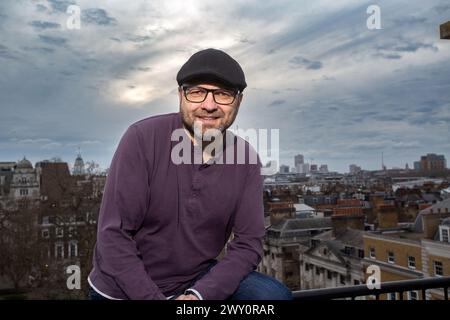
[196,116,219,121]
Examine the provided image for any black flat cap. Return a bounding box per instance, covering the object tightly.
[176,48,247,91]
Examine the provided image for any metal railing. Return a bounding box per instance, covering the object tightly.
[293,276,450,300]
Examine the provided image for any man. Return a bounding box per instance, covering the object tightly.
[88,48,292,300]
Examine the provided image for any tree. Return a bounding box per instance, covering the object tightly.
[85,161,101,176]
[0,198,42,291]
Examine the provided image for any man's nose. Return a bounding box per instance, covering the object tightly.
[201,92,218,111]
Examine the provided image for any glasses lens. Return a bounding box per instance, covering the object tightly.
[184,87,237,104]
[214,90,235,104]
[185,87,207,102]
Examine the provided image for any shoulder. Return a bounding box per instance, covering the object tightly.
[130,112,180,132]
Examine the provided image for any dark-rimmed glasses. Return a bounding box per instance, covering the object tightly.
[182,86,239,105]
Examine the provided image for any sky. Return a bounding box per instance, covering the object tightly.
[0,0,449,173]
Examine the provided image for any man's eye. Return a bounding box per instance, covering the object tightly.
[215,91,233,97]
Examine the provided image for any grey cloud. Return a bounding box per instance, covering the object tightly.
[126,35,153,43]
[373,115,405,122]
[289,56,323,70]
[376,53,402,60]
[394,16,427,26]
[269,99,286,107]
[36,4,48,12]
[60,71,75,76]
[22,46,55,54]
[82,8,117,26]
[38,35,67,46]
[394,42,438,53]
[130,66,152,72]
[378,40,438,54]
[47,0,76,13]
[435,4,450,12]
[0,44,18,60]
[29,20,61,30]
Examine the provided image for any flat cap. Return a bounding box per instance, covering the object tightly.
[176,48,247,91]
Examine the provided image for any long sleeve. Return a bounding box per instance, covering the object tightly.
[94,125,166,300]
[191,162,265,300]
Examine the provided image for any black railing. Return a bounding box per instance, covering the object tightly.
[293,276,450,300]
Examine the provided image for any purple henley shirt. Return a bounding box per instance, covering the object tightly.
[88,112,265,300]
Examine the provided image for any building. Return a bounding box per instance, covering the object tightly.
[349,164,362,174]
[294,154,304,167]
[419,154,447,172]
[319,165,329,173]
[267,200,295,225]
[362,199,450,300]
[9,157,40,199]
[414,161,421,171]
[279,165,290,174]
[73,152,85,176]
[296,163,310,174]
[300,228,365,290]
[0,162,15,197]
[259,217,332,290]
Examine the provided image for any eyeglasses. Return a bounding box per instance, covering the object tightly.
[182,86,239,105]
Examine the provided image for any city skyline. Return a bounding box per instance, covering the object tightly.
[1,0,450,173]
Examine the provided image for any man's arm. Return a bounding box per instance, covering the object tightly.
[190,161,265,300]
[94,125,166,300]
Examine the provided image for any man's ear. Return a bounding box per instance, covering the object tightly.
[237,93,243,105]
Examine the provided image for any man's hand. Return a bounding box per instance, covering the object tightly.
[175,294,199,300]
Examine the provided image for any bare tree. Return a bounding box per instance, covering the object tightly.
[0,198,41,291]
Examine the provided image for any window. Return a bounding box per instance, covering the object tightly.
[56,227,64,238]
[369,247,376,259]
[315,267,320,276]
[41,229,49,239]
[68,227,75,238]
[441,228,449,243]
[327,270,332,280]
[434,261,443,276]
[388,251,395,264]
[305,263,310,271]
[354,280,360,285]
[408,291,418,300]
[19,189,28,196]
[55,242,64,259]
[358,249,365,259]
[42,216,50,225]
[408,256,416,269]
[340,275,346,285]
[68,241,78,257]
[388,292,397,300]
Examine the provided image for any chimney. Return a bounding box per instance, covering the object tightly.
[377,204,398,229]
[331,214,365,237]
[422,210,450,239]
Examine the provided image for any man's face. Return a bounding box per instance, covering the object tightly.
[179,83,243,137]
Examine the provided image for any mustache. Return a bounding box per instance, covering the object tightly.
[194,113,222,118]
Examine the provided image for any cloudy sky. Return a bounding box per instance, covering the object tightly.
[1,0,449,173]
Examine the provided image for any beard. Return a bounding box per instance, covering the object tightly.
[180,106,237,140]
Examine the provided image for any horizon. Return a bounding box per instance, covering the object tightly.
[1,1,449,173]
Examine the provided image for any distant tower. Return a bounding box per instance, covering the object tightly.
[382,152,386,170]
[73,148,85,175]
[405,163,410,170]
